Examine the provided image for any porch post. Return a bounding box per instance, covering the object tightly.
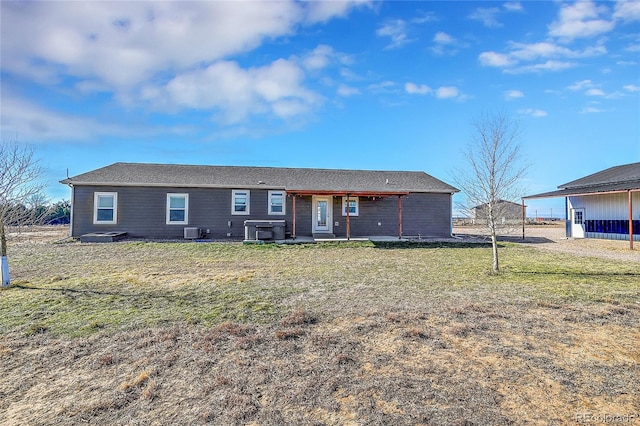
[398,195,403,239]
[629,190,633,250]
[346,194,351,241]
[292,194,297,240]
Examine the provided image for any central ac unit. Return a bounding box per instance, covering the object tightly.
[184,227,200,239]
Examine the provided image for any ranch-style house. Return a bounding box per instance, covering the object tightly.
[61,162,459,242]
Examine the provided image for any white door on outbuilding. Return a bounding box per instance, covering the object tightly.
[570,208,585,238]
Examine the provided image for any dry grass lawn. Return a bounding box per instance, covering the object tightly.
[1,227,638,425]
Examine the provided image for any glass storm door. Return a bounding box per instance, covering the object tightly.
[313,196,332,233]
[571,208,585,238]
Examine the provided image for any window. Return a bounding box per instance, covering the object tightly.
[94,192,117,224]
[268,191,285,215]
[232,190,250,215]
[166,193,189,224]
[342,196,359,216]
[574,210,583,225]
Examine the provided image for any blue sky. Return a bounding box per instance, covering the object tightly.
[1,0,639,218]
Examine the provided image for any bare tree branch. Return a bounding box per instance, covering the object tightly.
[1,141,46,286]
[453,112,528,273]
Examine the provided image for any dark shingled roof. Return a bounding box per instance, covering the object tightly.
[61,162,459,194]
[524,162,640,199]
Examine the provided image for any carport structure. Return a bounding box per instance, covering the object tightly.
[523,162,640,250]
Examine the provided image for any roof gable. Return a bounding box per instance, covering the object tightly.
[60,162,459,194]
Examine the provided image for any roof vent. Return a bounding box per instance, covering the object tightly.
[258,180,265,184]
[385,178,389,185]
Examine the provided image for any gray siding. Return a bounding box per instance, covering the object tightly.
[72,186,453,239]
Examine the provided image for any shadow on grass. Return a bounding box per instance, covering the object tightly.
[498,236,556,244]
[511,270,640,278]
[372,241,494,250]
[13,284,154,298]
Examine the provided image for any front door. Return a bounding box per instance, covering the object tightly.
[571,208,585,238]
[313,196,333,234]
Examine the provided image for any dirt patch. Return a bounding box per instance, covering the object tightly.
[455,224,640,264]
[1,304,638,425]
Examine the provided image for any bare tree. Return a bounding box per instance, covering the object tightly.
[454,112,528,273]
[1,141,46,286]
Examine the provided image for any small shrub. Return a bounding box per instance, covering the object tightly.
[274,327,305,340]
[98,354,115,366]
[279,308,316,327]
[403,327,431,339]
[235,334,262,349]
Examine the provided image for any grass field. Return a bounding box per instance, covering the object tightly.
[1,233,639,425]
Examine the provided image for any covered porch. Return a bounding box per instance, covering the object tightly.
[522,188,639,250]
[287,190,410,241]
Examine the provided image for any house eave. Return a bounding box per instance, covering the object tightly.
[59,180,457,195]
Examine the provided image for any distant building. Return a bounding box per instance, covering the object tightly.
[524,162,639,247]
[471,199,523,225]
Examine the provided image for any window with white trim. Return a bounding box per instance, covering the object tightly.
[166,193,189,224]
[232,190,250,215]
[268,191,285,215]
[342,196,359,216]
[94,192,117,224]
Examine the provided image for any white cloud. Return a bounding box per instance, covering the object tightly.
[624,44,640,53]
[434,31,455,45]
[585,88,606,96]
[623,84,640,92]
[431,31,467,56]
[412,11,438,24]
[505,60,576,73]
[0,1,365,128]
[468,7,503,28]
[504,90,524,100]
[0,92,157,142]
[479,40,604,73]
[1,2,308,90]
[337,84,361,97]
[507,41,606,60]
[405,83,462,100]
[405,82,432,95]
[581,106,605,113]
[613,0,640,22]
[479,51,516,67]
[504,2,523,12]
[548,1,614,40]
[568,80,594,91]
[368,81,397,94]
[305,0,371,24]
[377,19,411,49]
[436,86,459,99]
[303,45,335,71]
[518,108,547,117]
[142,59,320,124]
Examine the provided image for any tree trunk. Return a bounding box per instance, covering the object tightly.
[491,231,499,273]
[0,221,6,256]
[0,221,9,287]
